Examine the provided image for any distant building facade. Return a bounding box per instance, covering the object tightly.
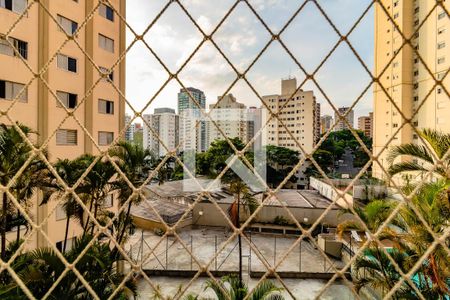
[178,87,206,152]
[358,112,373,138]
[125,114,135,142]
[373,1,450,179]
[262,78,319,188]
[321,115,333,134]
[315,103,321,143]
[143,108,179,157]
[207,94,248,147]
[334,107,354,131]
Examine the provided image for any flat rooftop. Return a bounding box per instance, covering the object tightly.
[265,189,341,209]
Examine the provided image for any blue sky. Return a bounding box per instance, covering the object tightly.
[125,0,374,120]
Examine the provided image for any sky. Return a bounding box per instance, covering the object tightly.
[125,0,375,121]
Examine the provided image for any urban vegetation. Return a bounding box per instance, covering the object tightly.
[337,129,450,299]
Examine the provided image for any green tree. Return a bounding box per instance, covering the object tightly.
[41,157,86,252]
[0,124,46,259]
[0,236,137,299]
[336,199,395,239]
[109,141,154,251]
[264,145,299,188]
[387,129,450,178]
[204,275,284,300]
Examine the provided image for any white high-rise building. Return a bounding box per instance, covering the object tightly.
[125,114,135,142]
[143,108,179,157]
[207,94,248,147]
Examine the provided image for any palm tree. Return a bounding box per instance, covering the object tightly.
[387,129,450,179]
[108,141,154,251]
[0,235,137,299]
[350,180,450,298]
[204,275,284,300]
[227,180,258,287]
[41,157,87,252]
[0,124,45,259]
[336,199,396,239]
[75,154,117,235]
[392,180,450,297]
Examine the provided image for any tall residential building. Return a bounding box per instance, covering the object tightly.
[373,1,450,179]
[143,108,179,157]
[314,103,321,142]
[0,1,126,250]
[321,115,333,134]
[178,87,206,152]
[334,107,354,131]
[125,114,136,142]
[248,106,263,150]
[358,112,373,138]
[207,94,247,147]
[262,78,318,188]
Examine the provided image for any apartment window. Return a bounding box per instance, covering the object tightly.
[393,123,398,128]
[98,34,114,53]
[56,91,77,108]
[98,131,113,146]
[0,80,27,102]
[437,42,445,49]
[414,19,419,26]
[413,83,419,89]
[414,7,419,14]
[98,99,114,114]
[57,15,78,35]
[99,3,114,21]
[0,0,27,13]
[394,1,398,7]
[438,27,446,35]
[99,66,114,81]
[437,87,442,94]
[438,11,446,20]
[0,37,27,59]
[437,57,445,64]
[413,70,419,76]
[394,13,399,19]
[437,72,445,80]
[413,96,419,102]
[393,62,399,68]
[437,102,446,109]
[57,54,77,73]
[414,58,419,64]
[56,129,77,145]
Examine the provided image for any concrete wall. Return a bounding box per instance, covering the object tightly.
[192,201,352,228]
[309,177,353,208]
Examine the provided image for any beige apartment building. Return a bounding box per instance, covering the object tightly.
[334,106,354,131]
[321,115,333,134]
[373,0,450,179]
[358,112,373,138]
[207,94,248,147]
[0,0,126,250]
[262,78,318,188]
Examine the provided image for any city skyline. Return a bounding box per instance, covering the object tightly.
[125,0,375,121]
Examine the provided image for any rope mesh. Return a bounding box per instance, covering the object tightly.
[0,0,448,299]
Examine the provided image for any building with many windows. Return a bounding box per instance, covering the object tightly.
[207,94,248,147]
[178,87,206,152]
[358,112,373,138]
[373,0,450,179]
[320,115,333,134]
[0,0,126,250]
[334,107,354,131]
[143,108,179,157]
[262,78,319,188]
